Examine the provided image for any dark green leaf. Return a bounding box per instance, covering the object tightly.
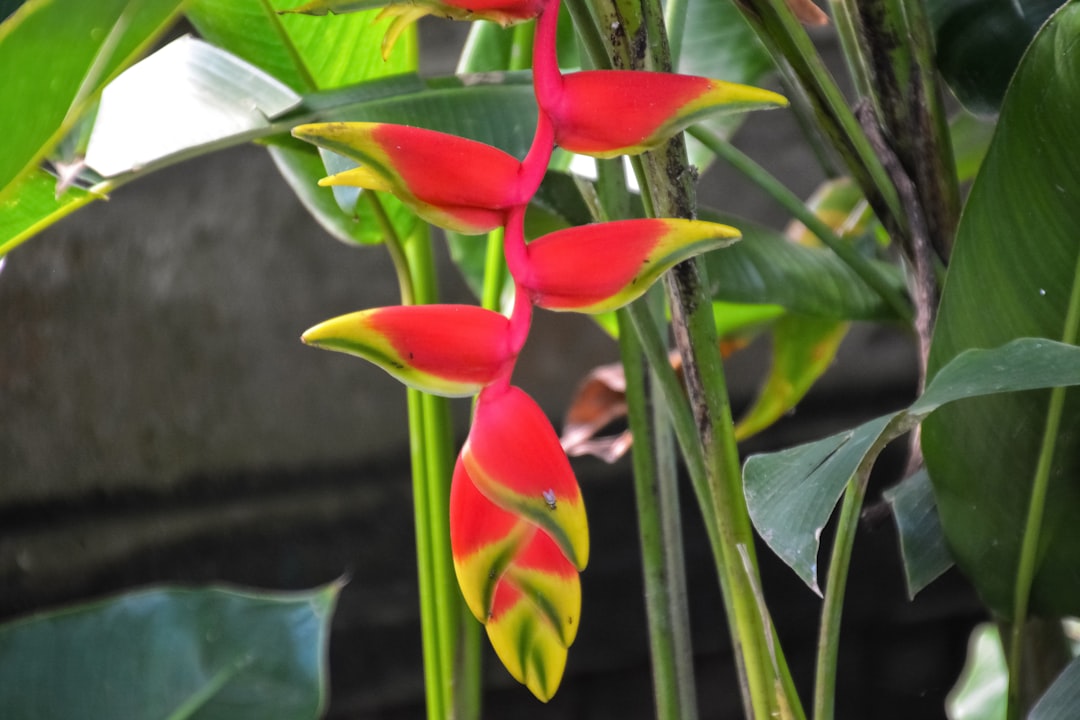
[747,337,1080,594]
[700,210,907,321]
[922,3,1080,617]
[926,0,1064,114]
[1030,656,1080,720]
[883,469,954,599]
[744,414,898,594]
[0,0,186,205]
[0,584,340,720]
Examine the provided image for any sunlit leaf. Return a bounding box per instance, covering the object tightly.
[946,624,1007,720]
[0,0,186,206]
[0,584,340,720]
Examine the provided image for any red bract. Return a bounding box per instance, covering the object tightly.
[541,71,788,158]
[301,305,515,397]
[292,122,532,234]
[450,384,587,701]
[513,218,741,313]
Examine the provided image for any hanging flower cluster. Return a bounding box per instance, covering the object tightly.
[291,0,784,701]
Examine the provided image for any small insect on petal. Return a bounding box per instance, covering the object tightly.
[301,305,515,397]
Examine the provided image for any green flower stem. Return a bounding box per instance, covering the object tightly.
[1006,249,1080,719]
[380,216,474,720]
[688,125,913,324]
[599,152,698,720]
[481,227,507,311]
[618,304,699,720]
[813,415,909,720]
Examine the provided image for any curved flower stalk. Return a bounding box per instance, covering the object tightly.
[513,218,741,313]
[301,305,515,397]
[451,384,589,701]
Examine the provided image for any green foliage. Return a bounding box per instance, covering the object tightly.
[883,469,954,598]
[0,584,340,720]
[745,338,1080,595]
[927,0,1065,114]
[0,0,185,204]
[922,2,1080,617]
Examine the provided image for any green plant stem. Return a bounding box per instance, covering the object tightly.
[618,304,699,720]
[481,227,507,311]
[384,218,475,720]
[1006,249,1080,719]
[688,125,913,323]
[732,0,904,234]
[813,415,908,720]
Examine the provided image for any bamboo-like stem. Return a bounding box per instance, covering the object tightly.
[688,125,913,323]
[618,305,698,720]
[1006,249,1080,719]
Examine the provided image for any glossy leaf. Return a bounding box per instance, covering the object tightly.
[84,36,302,179]
[301,305,515,396]
[882,469,954,599]
[0,0,186,206]
[746,338,1080,594]
[187,0,417,93]
[0,584,339,719]
[926,0,1063,114]
[517,218,741,314]
[922,3,1080,617]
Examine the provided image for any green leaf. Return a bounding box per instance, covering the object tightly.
[1030,655,1080,720]
[700,210,907,321]
[922,3,1080,617]
[947,624,1008,720]
[0,169,98,257]
[0,584,340,720]
[926,0,1064,114]
[0,0,186,206]
[950,110,996,182]
[677,0,773,169]
[734,315,848,440]
[746,337,1080,594]
[84,36,302,178]
[883,469,954,599]
[744,414,897,594]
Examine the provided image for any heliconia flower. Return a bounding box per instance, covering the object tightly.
[510,218,741,314]
[538,71,788,158]
[281,0,546,59]
[450,384,588,700]
[300,305,515,397]
[292,122,531,235]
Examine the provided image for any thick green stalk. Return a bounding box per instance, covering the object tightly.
[688,125,913,323]
[396,224,474,720]
[618,305,698,720]
[1006,249,1080,718]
